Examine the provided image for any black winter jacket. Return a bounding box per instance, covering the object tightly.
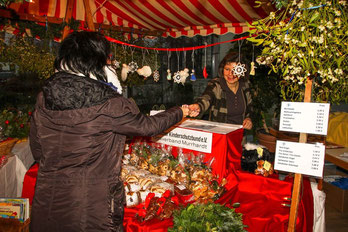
[29,72,183,232]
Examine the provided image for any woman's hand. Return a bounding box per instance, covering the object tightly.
[181,105,190,117]
[242,118,253,130]
[188,104,200,117]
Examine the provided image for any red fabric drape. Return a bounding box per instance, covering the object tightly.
[22,128,313,232]
[21,163,39,205]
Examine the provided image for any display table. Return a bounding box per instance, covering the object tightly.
[325,147,348,171]
[20,122,316,232]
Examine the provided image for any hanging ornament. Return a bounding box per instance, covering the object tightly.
[250,62,255,76]
[233,40,247,78]
[179,68,189,85]
[128,61,138,73]
[233,62,247,78]
[121,63,130,81]
[167,69,172,81]
[190,69,196,81]
[137,50,152,79]
[113,45,120,69]
[137,66,152,79]
[190,50,196,81]
[203,67,208,79]
[152,50,160,82]
[173,50,182,84]
[128,47,138,73]
[250,45,256,76]
[203,42,208,79]
[113,60,120,69]
[166,50,172,81]
[153,70,160,82]
[173,71,181,84]
[176,51,188,85]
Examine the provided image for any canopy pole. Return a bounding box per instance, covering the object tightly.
[61,0,75,40]
[83,0,95,31]
[287,78,313,232]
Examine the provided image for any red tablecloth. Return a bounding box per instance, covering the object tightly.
[22,128,313,232]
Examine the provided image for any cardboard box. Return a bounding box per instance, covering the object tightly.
[323,180,348,214]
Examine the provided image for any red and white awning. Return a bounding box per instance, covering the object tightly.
[8,0,274,38]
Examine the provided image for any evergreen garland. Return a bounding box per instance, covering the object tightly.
[169,203,247,232]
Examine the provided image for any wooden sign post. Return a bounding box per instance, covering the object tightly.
[287,79,313,232]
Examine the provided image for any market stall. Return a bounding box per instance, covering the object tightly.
[2,1,345,231]
[20,120,315,231]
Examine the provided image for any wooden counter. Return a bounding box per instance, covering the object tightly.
[325,147,348,171]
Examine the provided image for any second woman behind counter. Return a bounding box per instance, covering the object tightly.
[189,52,253,130]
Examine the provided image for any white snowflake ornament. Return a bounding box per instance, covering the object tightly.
[128,61,138,73]
[173,71,181,84]
[233,62,247,78]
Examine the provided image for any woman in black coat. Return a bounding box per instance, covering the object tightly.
[29,31,189,232]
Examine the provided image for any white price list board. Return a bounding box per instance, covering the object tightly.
[274,140,325,178]
[279,102,330,135]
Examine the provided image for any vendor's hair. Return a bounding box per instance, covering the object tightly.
[54,31,110,82]
[217,52,250,80]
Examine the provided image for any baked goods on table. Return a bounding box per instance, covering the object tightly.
[121,140,226,211]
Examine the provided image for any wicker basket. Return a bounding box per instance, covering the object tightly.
[0,138,19,155]
[0,218,30,232]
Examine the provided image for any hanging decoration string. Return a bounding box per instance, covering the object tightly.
[176,49,180,71]
[203,41,208,78]
[142,49,146,66]
[167,50,171,71]
[128,46,138,73]
[190,50,197,81]
[173,49,181,83]
[204,42,207,67]
[166,50,172,81]
[191,50,195,71]
[238,39,244,63]
[287,4,327,34]
[104,34,250,51]
[233,39,247,78]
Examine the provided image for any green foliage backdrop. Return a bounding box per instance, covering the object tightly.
[248,0,347,103]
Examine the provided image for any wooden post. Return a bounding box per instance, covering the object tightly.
[287,79,313,232]
[83,0,95,31]
[61,0,75,40]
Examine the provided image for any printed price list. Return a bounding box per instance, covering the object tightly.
[275,140,325,178]
[279,102,330,135]
[315,107,326,134]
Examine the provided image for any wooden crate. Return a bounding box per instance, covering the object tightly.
[323,180,348,214]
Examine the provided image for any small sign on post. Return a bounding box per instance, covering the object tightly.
[279,102,330,135]
[275,141,325,178]
[276,86,330,232]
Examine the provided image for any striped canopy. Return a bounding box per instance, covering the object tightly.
[8,0,274,38]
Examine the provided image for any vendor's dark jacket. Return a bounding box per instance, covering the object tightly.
[195,77,252,123]
[29,71,183,232]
